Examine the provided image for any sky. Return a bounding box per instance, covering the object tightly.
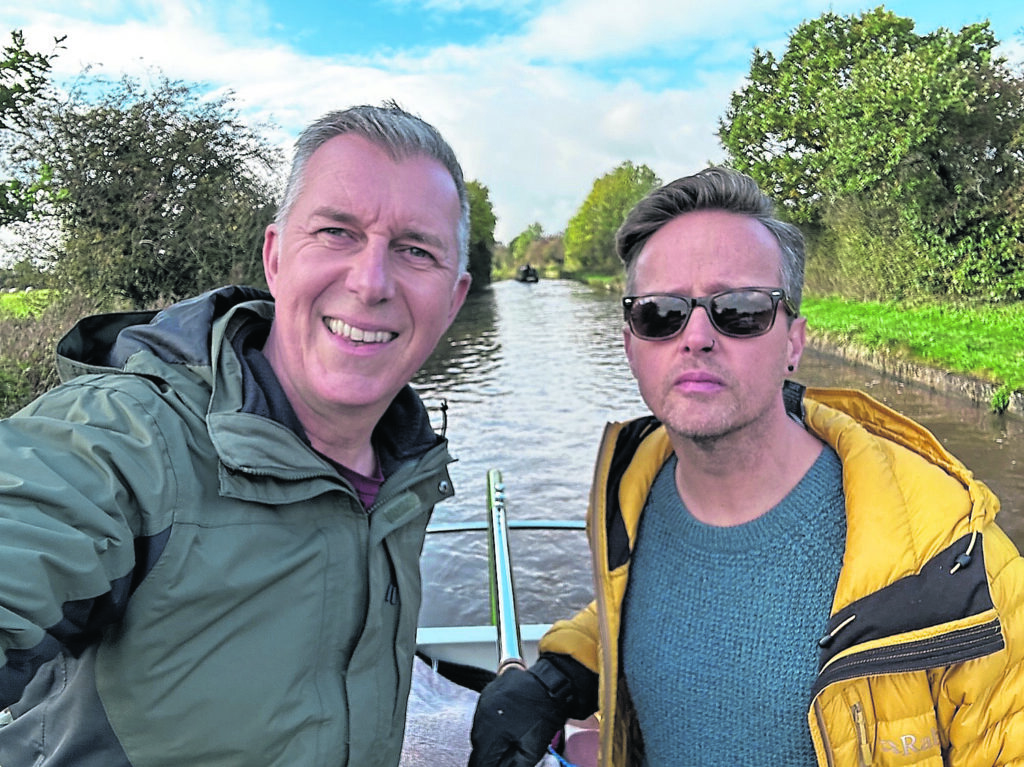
[4,1,1023,244]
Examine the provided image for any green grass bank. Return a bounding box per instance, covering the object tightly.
[800,296,1023,415]
[0,289,57,318]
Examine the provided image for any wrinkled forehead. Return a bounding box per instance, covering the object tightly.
[627,212,784,293]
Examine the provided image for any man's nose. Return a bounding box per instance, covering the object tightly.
[679,305,717,352]
[346,240,396,303]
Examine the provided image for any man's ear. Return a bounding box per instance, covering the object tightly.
[262,224,281,295]
[623,326,639,378]
[786,316,807,372]
[446,272,472,326]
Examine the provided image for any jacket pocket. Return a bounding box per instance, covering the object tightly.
[860,673,946,765]
[873,673,943,764]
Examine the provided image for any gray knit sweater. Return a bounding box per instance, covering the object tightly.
[621,447,846,765]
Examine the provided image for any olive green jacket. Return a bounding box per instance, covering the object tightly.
[0,286,456,766]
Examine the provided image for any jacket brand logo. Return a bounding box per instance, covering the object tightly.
[879,728,941,756]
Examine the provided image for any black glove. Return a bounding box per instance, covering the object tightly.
[468,654,598,767]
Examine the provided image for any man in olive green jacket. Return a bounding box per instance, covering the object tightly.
[0,102,472,766]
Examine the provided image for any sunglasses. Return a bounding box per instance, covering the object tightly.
[622,287,797,340]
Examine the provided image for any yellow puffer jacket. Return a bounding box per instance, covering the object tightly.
[540,385,1024,766]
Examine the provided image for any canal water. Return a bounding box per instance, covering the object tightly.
[413,279,1024,630]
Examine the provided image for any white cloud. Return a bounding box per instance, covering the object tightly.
[9,0,1018,244]
[8,1,746,241]
[511,0,826,62]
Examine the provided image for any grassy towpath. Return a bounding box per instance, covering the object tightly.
[800,296,1024,414]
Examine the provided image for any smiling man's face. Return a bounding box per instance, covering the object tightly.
[262,133,470,426]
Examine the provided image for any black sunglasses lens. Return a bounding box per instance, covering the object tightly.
[710,290,775,336]
[626,290,783,340]
[629,297,689,338]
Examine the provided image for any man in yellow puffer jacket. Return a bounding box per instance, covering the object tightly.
[469,167,1024,766]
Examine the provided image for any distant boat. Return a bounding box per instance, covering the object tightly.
[515,264,539,283]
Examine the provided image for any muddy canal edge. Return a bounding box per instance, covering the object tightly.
[807,330,1024,418]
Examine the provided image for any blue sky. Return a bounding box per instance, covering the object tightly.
[5,1,1023,243]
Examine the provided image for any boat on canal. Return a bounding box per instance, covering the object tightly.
[515,264,540,283]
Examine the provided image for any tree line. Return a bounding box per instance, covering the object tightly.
[3,6,1024,309]
[508,8,1024,304]
[0,31,497,306]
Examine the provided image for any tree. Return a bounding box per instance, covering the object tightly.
[720,8,1024,300]
[465,179,496,292]
[15,73,282,307]
[563,162,660,274]
[720,9,1021,223]
[509,222,543,266]
[1,30,64,226]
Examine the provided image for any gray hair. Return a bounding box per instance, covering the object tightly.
[276,101,470,272]
[615,166,805,311]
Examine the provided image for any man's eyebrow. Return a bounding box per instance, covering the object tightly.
[309,206,450,251]
[310,206,359,226]
[394,229,447,251]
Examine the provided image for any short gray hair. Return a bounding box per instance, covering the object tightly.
[615,166,805,311]
[276,101,470,272]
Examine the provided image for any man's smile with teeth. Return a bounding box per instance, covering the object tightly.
[325,317,397,344]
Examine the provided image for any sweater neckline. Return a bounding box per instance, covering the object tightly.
[649,448,844,554]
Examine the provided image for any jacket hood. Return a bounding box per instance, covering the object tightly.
[56,286,269,381]
[804,385,1001,529]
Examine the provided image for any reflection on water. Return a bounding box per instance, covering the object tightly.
[415,280,1024,629]
[415,280,648,628]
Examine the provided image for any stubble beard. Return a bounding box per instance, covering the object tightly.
[659,392,776,457]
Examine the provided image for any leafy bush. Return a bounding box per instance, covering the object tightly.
[12,73,281,308]
[0,293,104,417]
[0,288,56,318]
[942,218,1024,302]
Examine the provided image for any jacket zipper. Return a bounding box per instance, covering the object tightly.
[593,504,615,767]
[851,701,872,766]
[815,693,871,767]
[813,699,836,767]
[814,618,1003,695]
[592,424,619,767]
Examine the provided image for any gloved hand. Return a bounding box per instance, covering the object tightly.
[468,654,598,767]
